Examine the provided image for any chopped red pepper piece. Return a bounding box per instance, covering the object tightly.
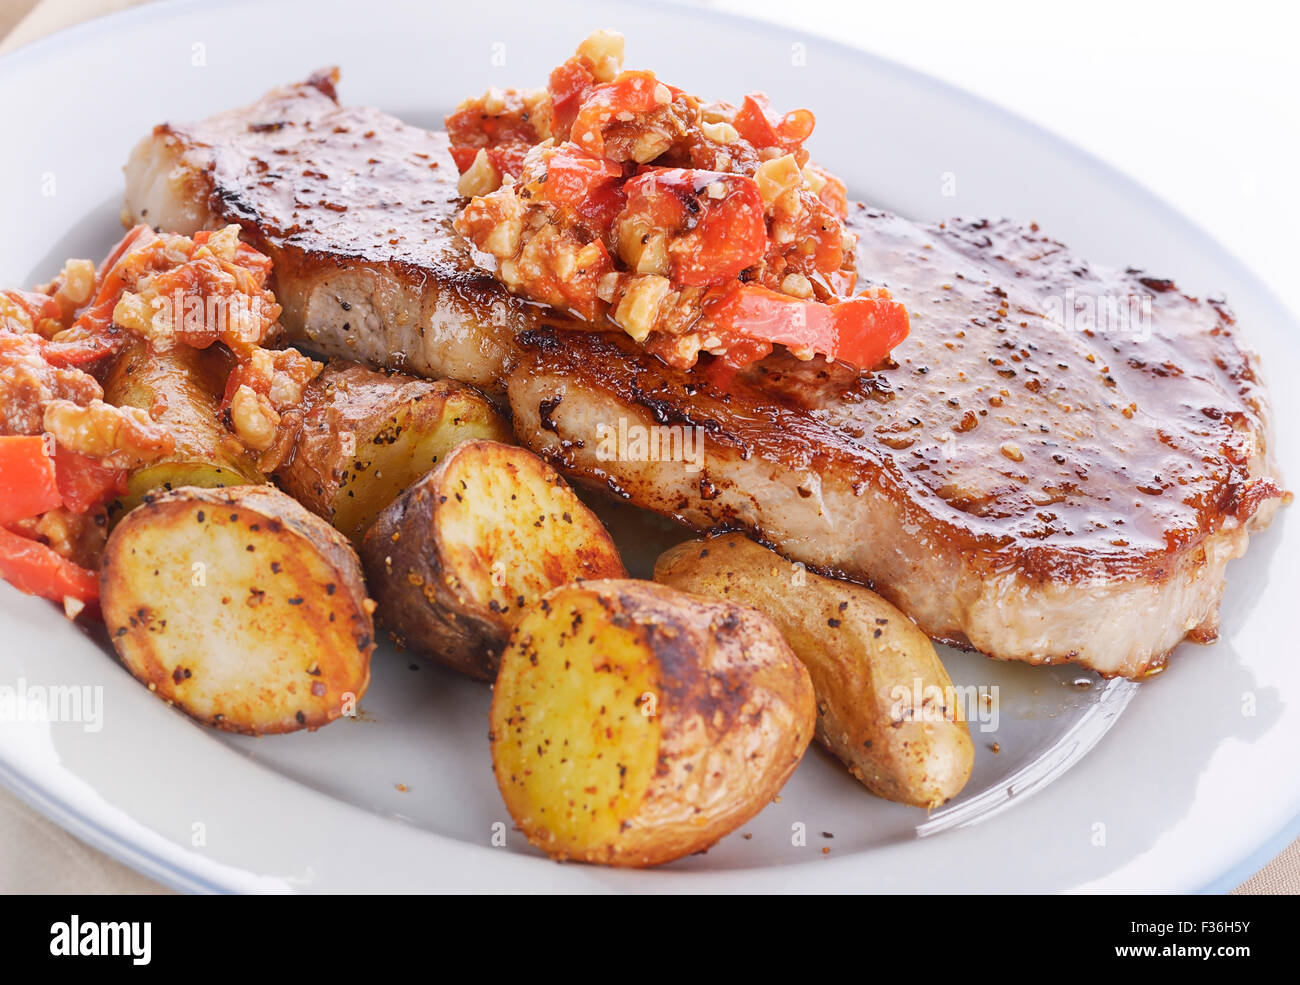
[830,291,912,369]
[40,302,128,368]
[540,147,624,209]
[445,86,544,179]
[54,446,127,514]
[0,436,62,526]
[705,284,909,372]
[91,224,157,308]
[569,71,665,158]
[548,57,598,137]
[35,226,158,370]
[449,143,531,182]
[448,145,478,173]
[536,145,626,231]
[0,524,99,608]
[620,169,766,286]
[733,94,815,152]
[450,144,620,321]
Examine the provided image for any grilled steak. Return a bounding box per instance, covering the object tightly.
[123,74,1288,678]
[123,69,540,396]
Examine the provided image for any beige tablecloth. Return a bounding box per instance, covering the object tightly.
[0,0,1294,895]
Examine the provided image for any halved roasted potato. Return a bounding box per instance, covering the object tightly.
[101,485,374,734]
[275,361,511,542]
[655,534,974,807]
[104,339,263,516]
[360,440,626,679]
[490,578,815,866]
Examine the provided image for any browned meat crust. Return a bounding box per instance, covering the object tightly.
[124,74,1288,677]
[505,210,1287,676]
[125,70,541,395]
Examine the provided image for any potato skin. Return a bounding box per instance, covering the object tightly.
[655,534,974,808]
[101,485,374,734]
[360,440,626,680]
[275,361,511,542]
[104,339,263,515]
[491,579,815,867]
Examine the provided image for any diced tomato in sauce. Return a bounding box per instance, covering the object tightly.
[620,169,766,286]
[705,284,910,369]
[569,71,666,158]
[548,57,597,137]
[733,94,815,155]
[0,525,99,608]
[54,447,127,515]
[0,436,62,526]
[540,149,623,204]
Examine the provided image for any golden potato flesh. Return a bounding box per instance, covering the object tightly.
[490,579,815,867]
[276,361,512,543]
[655,534,974,807]
[495,588,661,854]
[101,485,374,734]
[361,440,626,679]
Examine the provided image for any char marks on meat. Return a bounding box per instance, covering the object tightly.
[125,69,540,396]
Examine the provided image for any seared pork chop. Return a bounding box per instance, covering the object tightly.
[124,70,540,396]
[123,74,1287,677]
[509,211,1286,677]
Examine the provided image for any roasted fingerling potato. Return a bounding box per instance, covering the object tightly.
[655,534,974,808]
[490,578,816,866]
[104,339,263,515]
[360,440,626,680]
[275,360,512,543]
[101,485,374,734]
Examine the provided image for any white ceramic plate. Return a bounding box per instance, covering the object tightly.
[0,0,1296,893]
